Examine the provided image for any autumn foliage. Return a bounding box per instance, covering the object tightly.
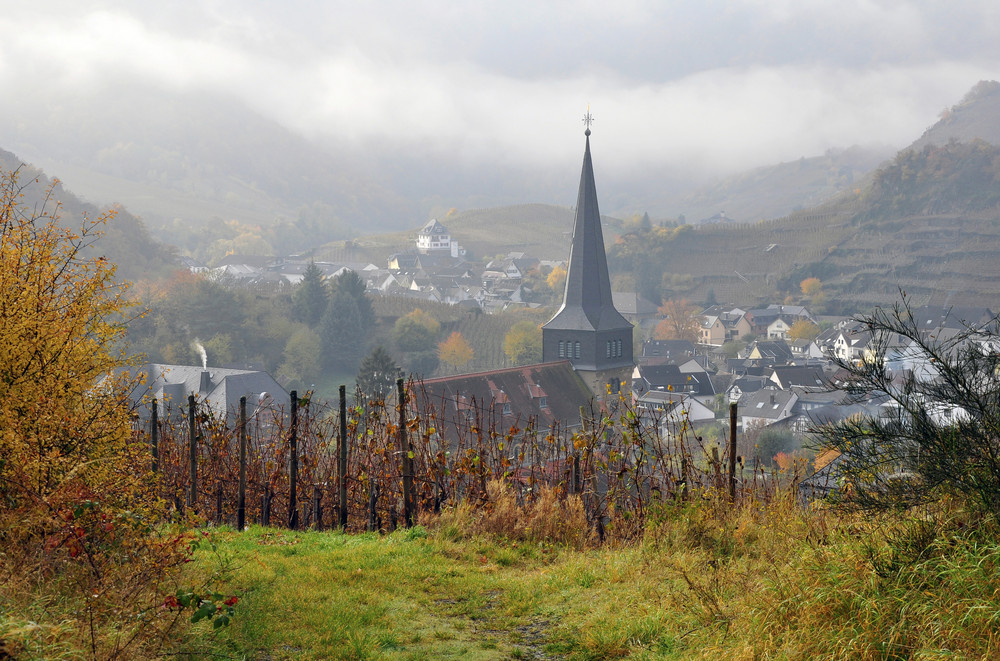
[438,331,474,370]
[653,298,701,342]
[0,169,201,657]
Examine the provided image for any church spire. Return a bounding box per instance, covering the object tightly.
[542,118,633,382]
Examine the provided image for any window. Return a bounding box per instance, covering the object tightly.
[574,342,581,359]
[538,396,548,409]
[503,403,512,415]
[616,339,623,357]
[606,341,611,358]
[559,341,565,358]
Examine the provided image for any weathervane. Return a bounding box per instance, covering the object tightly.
[582,106,594,134]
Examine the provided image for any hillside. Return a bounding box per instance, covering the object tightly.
[6,86,416,238]
[0,148,177,282]
[910,80,1000,151]
[664,144,895,224]
[318,204,607,264]
[608,137,1000,311]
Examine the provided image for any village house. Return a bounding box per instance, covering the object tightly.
[416,219,466,257]
[124,363,289,424]
[699,305,750,346]
[738,387,798,430]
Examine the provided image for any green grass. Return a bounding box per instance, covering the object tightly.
[176,503,1000,660]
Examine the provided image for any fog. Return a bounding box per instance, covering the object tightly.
[1,1,998,220]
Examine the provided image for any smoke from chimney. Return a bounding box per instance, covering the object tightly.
[192,339,208,370]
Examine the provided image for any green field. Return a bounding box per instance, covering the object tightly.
[176,498,1000,660]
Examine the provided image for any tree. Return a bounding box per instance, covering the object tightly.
[281,325,322,384]
[438,332,474,371]
[800,277,822,297]
[330,269,374,329]
[393,308,441,352]
[504,321,542,366]
[0,169,136,510]
[0,170,205,655]
[319,290,366,373]
[815,297,1000,513]
[405,351,440,378]
[356,346,402,400]
[754,427,800,467]
[653,298,701,342]
[788,319,821,341]
[293,261,328,326]
[546,265,567,292]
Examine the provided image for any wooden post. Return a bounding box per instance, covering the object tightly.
[188,394,197,510]
[711,446,723,492]
[573,454,581,495]
[215,484,223,525]
[338,385,348,529]
[150,398,159,473]
[261,487,272,526]
[237,396,247,531]
[728,402,738,502]
[368,478,378,532]
[288,390,298,529]
[313,485,323,529]
[397,378,414,528]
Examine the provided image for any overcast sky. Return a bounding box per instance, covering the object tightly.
[1,1,998,177]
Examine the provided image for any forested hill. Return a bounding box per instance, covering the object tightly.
[0,149,177,282]
[607,136,1000,311]
[910,80,1000,151]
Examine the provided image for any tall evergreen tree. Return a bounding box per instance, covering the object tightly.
[329,269,374,329]
[319,290,366,373]
[356,346,402,400]
[292,261,328,326]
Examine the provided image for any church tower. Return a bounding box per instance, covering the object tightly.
[542,121,634,398]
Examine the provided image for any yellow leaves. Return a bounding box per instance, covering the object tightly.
[438,331,474,368]
[0,167,137,509]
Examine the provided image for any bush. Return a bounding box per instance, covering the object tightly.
[815,295,1000,513]
[0,169,201,657]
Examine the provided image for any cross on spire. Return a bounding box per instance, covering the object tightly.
[582,108,594,134]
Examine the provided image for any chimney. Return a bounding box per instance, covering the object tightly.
[199,371,212,393]
[769,392,775,405]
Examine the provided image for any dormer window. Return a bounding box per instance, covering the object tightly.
[538,396,548,409]
[503,402,512,415]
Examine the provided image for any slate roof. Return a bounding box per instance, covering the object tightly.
[612,292,659,316]
[911,304,994,331]
[642,339,696,359]
[748,339,794,363]
[419,219,449,235]
[125,363,289,422]
[633,364,715,397]
[543,131,630,334]
[769,366,829,390]
[738,387,798,421]
[411,362,595,441]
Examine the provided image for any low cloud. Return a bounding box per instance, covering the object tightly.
[1,2,998,179]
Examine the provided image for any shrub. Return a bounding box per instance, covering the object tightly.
[815,295,1000,513]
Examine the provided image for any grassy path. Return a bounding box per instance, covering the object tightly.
[187,526,693,660]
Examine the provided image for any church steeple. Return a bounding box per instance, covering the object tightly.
[542,120,634,393]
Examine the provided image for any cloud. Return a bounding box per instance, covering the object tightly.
[1,1,998,179]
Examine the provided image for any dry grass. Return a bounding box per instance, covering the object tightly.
[429,480,596,550]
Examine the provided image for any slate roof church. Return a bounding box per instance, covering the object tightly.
[541,120,635,398]
[413,119,637,434]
